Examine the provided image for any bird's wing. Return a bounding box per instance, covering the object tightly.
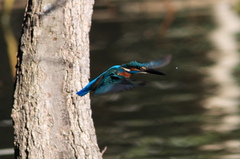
[94,75,143,95]
[144,55,172,69]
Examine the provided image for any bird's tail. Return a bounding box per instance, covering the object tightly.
[76,76,101,96]
[76,87,90,96]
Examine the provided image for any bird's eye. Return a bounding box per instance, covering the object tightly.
[136,66,141,69]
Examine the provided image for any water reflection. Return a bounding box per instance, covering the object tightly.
[204,1,240,132]
[201,2,240,159]
[91,1,240,159]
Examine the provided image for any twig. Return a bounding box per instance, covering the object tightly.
[101,146,107,155]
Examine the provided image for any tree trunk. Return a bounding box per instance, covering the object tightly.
[11,0,102,158]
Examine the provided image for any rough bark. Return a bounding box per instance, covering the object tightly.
[11,0,102,158]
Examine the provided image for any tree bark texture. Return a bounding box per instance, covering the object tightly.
[12,0,102,158]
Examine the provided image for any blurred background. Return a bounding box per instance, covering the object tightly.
[1,0,240,158]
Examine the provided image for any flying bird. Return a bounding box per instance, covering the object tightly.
[77,56,171,96]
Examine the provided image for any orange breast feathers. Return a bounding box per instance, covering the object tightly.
[117,72,131,78]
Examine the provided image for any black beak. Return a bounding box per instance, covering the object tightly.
[145,68,165,75]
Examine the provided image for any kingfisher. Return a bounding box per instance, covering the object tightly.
[77,56,171,96]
